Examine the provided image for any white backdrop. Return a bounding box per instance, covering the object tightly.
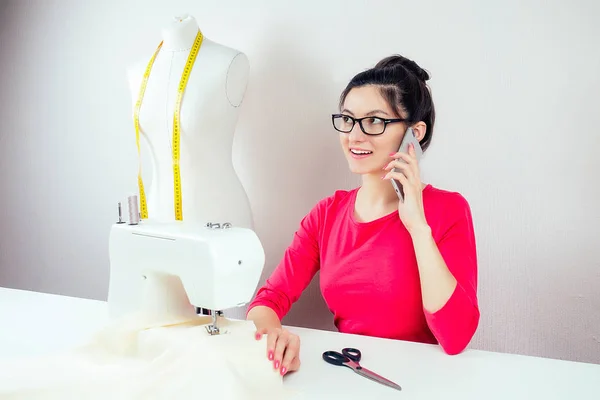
[0,0,599,364]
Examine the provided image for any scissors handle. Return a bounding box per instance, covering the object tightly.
[322,347,362,366]
[342,348,361,362]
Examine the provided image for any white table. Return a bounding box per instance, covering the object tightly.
[1,287,599,399]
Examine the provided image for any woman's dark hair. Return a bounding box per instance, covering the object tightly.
[339,55,436,152]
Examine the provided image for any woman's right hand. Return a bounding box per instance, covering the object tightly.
[255,327,301,376]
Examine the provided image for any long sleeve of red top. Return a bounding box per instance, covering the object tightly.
[247,185,480,355]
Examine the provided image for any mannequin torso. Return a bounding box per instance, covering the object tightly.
[127,15,253,229]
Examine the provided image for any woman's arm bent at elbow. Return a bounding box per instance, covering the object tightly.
[412,194,480,355]
[245,199,325,374]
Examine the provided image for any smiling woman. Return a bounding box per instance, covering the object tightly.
[334,88,412,174]
[246,54,480,377]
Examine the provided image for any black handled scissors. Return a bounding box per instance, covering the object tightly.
[322,347,402,391]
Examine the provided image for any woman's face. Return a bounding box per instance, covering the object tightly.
[338,85,407,176]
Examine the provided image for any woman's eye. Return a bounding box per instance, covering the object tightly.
[342,116,352,123]
[368,118,383,125]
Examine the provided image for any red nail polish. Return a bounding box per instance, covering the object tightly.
[281,367,287,375]
[268,351,273,360]
[255,332,261,340]
[274,360,280,369]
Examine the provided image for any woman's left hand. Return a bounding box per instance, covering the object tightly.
[383,143,429,234]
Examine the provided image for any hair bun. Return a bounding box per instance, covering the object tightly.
[375,55,430,82]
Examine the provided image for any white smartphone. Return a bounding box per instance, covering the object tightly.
[390,127,423,202]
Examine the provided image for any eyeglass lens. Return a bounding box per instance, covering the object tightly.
[333,115,386,135]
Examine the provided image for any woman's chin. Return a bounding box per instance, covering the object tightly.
[347,162,383,176]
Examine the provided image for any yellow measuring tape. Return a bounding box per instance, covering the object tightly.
[133,30,204,221]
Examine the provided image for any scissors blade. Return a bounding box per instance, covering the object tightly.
[354,366,402,391]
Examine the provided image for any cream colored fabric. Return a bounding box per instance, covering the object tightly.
[0,315,297,399]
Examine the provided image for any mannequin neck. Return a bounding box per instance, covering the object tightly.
[161,15,200,51]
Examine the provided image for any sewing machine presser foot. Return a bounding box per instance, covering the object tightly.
[205,311,222,335]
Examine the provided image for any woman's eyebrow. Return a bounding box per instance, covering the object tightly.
[341,109,390,117]
[365,109,390,116]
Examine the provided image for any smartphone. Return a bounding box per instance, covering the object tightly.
[390,127,423,202]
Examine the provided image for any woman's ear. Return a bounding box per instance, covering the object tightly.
[411,121,427,142]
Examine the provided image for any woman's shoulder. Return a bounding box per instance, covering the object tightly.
[423,184,476,242]
[311,188,357,213]
[423,184,473,217]
[298,188,356,230]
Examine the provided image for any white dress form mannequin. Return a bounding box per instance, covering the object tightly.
[127,14,253,230]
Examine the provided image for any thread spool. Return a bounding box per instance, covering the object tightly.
[128,195,140,225]
[116,202,125,224]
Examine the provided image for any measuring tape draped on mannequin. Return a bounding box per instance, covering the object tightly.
[133,30,204,221]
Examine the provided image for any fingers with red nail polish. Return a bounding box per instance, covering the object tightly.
[254,326,301,376]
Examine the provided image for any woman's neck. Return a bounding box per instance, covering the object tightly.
[354,173,427,222]
[352,175,399,224]
[359,173,399,207]
[161,15,200,51]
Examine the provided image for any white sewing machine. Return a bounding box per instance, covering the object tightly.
[106,215,265,335]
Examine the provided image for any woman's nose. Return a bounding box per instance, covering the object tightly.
[348,123,366,141]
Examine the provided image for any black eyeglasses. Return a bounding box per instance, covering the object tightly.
[331,114,406,135]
